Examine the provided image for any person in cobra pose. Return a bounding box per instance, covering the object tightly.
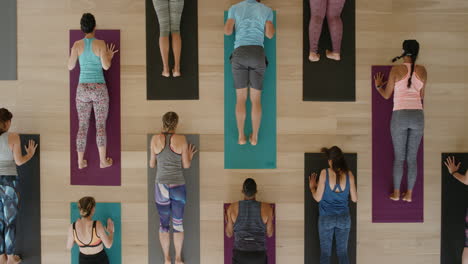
[68,13,118,170]
[0,108,38,264]
[374,40,427,202]
[308,0,346,62]
[444,156,468,264]
[67,197,114,264]
[309,146,357,264]
[224,0,275,146]
[152,0,185,77]
[149,112,197,264]
[225,178,274,264]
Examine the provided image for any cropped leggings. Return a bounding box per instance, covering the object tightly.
[76,83,109,153]
[390,110,424,190]
[309,0,346,53]
[0,176,19,255]
[155,184,186,233]
[152,0,184,37]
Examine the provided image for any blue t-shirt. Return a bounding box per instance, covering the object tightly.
[227,0,274,49]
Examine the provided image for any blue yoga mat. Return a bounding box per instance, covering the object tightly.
[70,203,122,264]
[224,11,277,169]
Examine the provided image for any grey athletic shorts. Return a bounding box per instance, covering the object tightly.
[230,45,267,91]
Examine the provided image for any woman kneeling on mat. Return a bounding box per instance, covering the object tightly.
[149,112,197,264]
[152,0,184,77]
[444,156,468,264]
[374,40,427,202]
[67,197,114,264]
[309,146,357,264]
[68,13,118,170]
[0,108,38,264]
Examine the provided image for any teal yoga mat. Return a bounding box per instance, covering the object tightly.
[70,203,121,264]
[224,11,277,169]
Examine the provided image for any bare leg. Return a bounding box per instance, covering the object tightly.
[159,232,171,264]
[159,36,170,77]
[250,88,262,146]
[402,189,413,202]
[77,152,87,169]
[463,247,468,264]
[389,189,400,201]
[6,255,20,264]
[98,146,113,168]
[172,33,182,77]
[236,88,248,145]
[174,232,184,264]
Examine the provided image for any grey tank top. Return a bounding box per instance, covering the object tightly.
[233,200,266,251]
[0,133,17,176]
[155,134,185,185]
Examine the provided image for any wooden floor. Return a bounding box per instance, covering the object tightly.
[2,0,467,263]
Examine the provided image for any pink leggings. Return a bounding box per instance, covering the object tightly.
[76,83,109,153]
[309,0,346,53]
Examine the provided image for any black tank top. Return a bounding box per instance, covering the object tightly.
[233,200,266,251]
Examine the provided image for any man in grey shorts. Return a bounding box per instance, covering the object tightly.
[224,0,275,146]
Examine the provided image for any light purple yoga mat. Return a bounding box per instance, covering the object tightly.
[224,203,276,264]
[69,30,121,186]
[371,65,424,223]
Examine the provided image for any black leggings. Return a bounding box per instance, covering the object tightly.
[79,250,109,264]
[233,250,267,264]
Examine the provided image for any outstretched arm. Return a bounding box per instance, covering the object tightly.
[181,137,197,169]
[374,67,397,100]
[10,133,37,166]
[100,41,118,70]
[97,219,114,249]
[445,156,468,185]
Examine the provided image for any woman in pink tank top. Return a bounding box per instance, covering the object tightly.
[374,40,427,203]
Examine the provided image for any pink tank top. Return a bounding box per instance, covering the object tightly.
[393,63,424,111]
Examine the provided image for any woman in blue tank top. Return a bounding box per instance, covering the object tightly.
[309,146,357,264]
[68,13,118,170]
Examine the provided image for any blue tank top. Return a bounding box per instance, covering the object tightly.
[78,38,105,84]
[319,169,350,216]
[233,200,266,251]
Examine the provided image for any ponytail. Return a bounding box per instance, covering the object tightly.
[407,54,417,88]
[392,40,420,89]
[321,146,348,186]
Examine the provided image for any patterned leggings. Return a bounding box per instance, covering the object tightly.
[76,83,109,153]
[152,0,185,37]
[155,184,186,233]
[309,0,346,53]
[0,176,19,255]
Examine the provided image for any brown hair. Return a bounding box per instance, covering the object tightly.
[78,196,96,218]
[162,112,179,133]
[321,146,349,186]
[0,108,13,136]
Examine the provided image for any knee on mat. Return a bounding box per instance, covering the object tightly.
[311,15,325,24]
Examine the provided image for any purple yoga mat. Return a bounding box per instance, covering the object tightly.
[371,65,424,222]
[224,203,276,264]
[69,30,121,186]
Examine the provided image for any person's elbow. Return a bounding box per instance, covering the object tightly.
[267,228,274,238]
[266,29,275,39]
[14,158,26,167]
[68,64,76,71]
[182,161,191,169]
[224,26,233,36]
[351,196,358,203]
[102,64,111,71]
[226,230,233,238]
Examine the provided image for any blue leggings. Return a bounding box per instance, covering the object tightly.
[155,184,186,233]
[318,213,351,264]
[0,176,19,255]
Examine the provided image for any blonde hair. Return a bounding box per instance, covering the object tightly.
[78,196,96,218]
[162,112,179,132]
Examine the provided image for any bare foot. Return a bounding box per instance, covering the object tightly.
[175,261,184,264]
[172,68,181,77]
[7,255,21,264]
[249,134,258,146]
[78,159,88,170]
[238,135,247,145]
[100,157,113,168]
[326,50,341,61]
[162,67,170,78]
[309,52,320,62]
[164,261,171,264]
[389,192,400,201]
[402,192,412,202]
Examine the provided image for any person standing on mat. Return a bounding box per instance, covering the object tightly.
[67,197,114,264]
[68,13,118,170]
[308,0,346,62]
[149,112,197,264]
[309,146,357,264]
[374,40,427,202]
[225,178,274,264]
[444,156,468,264]
[152,0,184,77]
[0,108,38,264]
[224,0,275,146]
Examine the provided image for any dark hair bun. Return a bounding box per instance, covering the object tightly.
[243,178,257,197]
[80,13,96,34]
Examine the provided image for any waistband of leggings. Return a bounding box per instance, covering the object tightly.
[79,249,106,258]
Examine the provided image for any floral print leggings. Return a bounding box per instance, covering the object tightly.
[76,83,109,153]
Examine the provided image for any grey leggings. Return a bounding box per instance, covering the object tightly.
[152,0,184,37]
[390,110,424,190]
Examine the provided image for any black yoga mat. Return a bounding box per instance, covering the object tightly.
[146,0,199,100]
[16,134,41,263]
[0,0,17,80]
[304,153,357,264]
[147,134,200,264]
[302,0,355,101]
[441,153,468,264]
